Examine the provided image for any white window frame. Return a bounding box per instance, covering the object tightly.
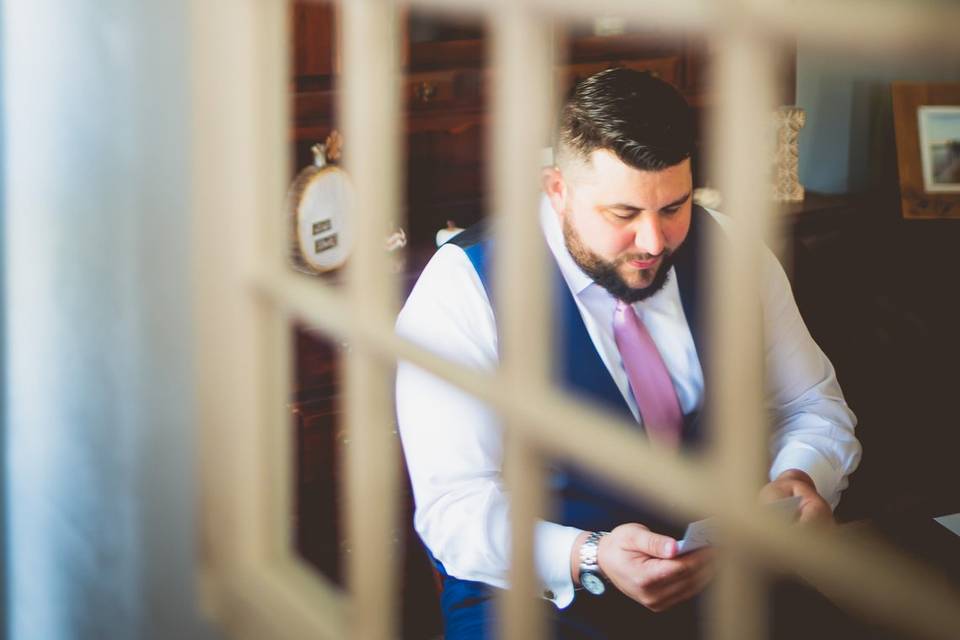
[192,1,960,638]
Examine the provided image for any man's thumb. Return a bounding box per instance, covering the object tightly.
[627,527,677,558]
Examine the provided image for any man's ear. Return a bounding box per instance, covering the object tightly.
[541,166,566,216]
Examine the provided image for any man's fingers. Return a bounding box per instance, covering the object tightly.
[645,550,716,609]
[797,498,835,526]
[654,562,715,611]
[643,548,712,588]
[640,558,686,589]
[627,528,677,558]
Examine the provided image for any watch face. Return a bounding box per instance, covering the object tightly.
[582,571,605,595]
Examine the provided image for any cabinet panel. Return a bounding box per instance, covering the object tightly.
[291,1,337,82]
[563,56,681,89]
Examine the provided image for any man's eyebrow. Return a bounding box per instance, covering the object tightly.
[662,192,692,208]
[607,192,692,212]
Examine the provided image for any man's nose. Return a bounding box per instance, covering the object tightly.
[632,215,665,257]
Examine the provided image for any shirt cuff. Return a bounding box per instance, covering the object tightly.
[769,443,843,509]
[535,521,584,609]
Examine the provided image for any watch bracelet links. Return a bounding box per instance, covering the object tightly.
[578,531,610,585]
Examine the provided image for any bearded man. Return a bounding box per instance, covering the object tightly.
[395,68,861,639]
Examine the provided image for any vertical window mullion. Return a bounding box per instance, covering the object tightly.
[341,1,404,639]
[705,29,780,640]
[261,0,297,567]
[490,5,557,638]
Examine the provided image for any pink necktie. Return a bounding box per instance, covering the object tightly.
[613,300,684,448]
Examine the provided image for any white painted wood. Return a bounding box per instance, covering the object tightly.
[710,552,767,640]
[407,0,716,34]
[490,4,557,637]
[705,30,779,640]
[745,0,960,57]
[254,269,714,520]
[193,0,273,583]
[195,0,960,638]
[340,1,404,639]
[192,0,348,638]
[405,0,960,56]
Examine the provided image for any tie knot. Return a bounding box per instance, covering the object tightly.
[616,300,640,319]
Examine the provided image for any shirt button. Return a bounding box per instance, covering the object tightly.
[543,590,555,600]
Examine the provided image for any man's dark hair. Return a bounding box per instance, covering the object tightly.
[557,67,695,171]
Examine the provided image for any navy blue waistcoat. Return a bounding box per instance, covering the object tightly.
[423,207,719,639]
[445,206,714,538]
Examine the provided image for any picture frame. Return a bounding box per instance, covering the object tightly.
[891,82,960,219]
[917,106,960,193]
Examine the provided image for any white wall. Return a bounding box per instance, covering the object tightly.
[797,43,960,194]
[3,1,218,638]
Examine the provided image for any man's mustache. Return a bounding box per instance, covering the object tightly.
[614,250,670,265]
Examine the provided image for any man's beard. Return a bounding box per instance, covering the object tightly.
[562,216,674,304]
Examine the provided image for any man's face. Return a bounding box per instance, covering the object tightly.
[549,150,693,303]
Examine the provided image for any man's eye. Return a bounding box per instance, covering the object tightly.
[662,207,681,215]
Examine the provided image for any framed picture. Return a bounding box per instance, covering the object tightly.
[917,106,960,193]
[892,82,960,219]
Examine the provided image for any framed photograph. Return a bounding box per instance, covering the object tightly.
[917,106,960,193]
[891,82,960,219]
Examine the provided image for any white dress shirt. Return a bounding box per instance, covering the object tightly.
[395,196,862,609]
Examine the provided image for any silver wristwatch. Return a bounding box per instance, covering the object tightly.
[578,531,609,596]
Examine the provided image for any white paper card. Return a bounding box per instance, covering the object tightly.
[676,496,802,555]
[934,512,960,537]
[676,517,718,555]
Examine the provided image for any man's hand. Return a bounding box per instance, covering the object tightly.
[760,469,833,525]
[571,524,714,612]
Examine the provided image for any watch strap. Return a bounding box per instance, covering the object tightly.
[578,531,609,585]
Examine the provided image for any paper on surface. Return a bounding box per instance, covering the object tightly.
[934,513,960,537]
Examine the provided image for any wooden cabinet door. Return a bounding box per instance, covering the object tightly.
[292,1,338,82]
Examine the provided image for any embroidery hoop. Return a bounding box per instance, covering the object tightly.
[287,133,353,274]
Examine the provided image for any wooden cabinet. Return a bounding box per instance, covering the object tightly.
[291,1,338,80]
[291,328,343,583]
[288,6,795,252]
[291,322,443,638]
